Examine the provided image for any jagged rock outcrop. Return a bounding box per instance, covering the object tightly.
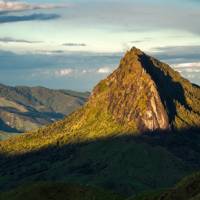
[91,47,169,132]
[90,47,200,132]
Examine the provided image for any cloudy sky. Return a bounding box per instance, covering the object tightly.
[0,0,200,91]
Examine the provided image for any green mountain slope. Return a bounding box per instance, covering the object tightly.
[0,131,200,197]
[1,170,199,200]
[0,84,89,136]
[0,182,123,200]
[131,172,200,200]
[161,172,200,200]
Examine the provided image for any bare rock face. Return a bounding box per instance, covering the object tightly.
[138,83,169,131]
[91,47,169,132]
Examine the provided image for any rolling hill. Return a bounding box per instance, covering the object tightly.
[0,84,89,139]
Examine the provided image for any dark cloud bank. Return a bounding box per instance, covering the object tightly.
[0,13,60,23]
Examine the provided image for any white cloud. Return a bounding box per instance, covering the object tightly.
[97,67,112,74]
[31,68,74,78]
[186,74,196,78]
[31,65,115,79]
[82,69,87,74]
[0,1,66,12]
[173,62,200,68]
[173,62,200,74]
[172,62,200,84]
[185,68,200,73]
[55,68,73,77]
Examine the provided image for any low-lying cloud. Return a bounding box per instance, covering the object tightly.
[0,37,42,43]
[173,62,200,77]
[173,62,200,69]
[97,67,112,74]
[55,68,73,77]
[32,66,114,78]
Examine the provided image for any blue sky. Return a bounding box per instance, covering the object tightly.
[0,0,200,91]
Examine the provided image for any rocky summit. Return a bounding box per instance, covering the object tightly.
[90,47,200,132]
[91,47,169,132]
[1,47,200,154]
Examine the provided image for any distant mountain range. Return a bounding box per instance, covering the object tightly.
[0,84,89,140]
[0,47,200,199]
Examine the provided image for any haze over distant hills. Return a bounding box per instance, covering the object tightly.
[0,84,89,140]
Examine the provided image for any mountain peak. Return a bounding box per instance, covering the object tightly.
[91,48,170,132]
[91,47,200,132]
[130,46,144,55]
[1,47,200,154]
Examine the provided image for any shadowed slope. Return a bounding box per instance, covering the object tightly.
[0,129,200,196]
[0,182,123,200]
[131,172,200,200]
[138,52,200,129]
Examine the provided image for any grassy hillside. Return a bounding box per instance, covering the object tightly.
[130,172,200,200]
